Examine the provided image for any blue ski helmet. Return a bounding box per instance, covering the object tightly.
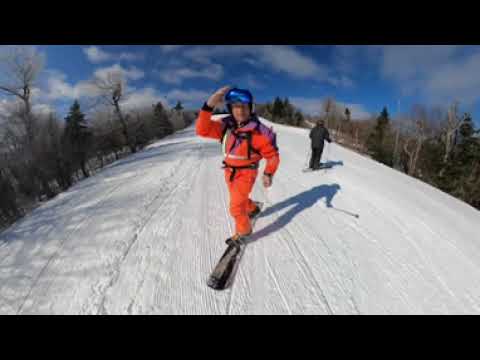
[225,87,254,114]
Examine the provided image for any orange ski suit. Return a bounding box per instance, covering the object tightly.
[196,108,280,235]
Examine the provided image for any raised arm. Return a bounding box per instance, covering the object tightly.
[196,104,223,140]
[196,86,231,140]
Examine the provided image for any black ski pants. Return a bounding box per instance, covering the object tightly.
[309,146,324,169]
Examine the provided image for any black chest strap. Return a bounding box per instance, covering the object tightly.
[222,161,259,181]
[223,130,261,160]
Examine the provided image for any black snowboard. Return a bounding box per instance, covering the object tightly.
[207,202,264,291]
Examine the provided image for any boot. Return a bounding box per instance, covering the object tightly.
[226,231,252,247]
[248,203,262,219]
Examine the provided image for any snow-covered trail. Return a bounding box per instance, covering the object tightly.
[1,118,480,314]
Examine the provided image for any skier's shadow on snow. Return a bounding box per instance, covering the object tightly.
[323,160,344,168]
[306,160,344,170]
[247,184,341,244]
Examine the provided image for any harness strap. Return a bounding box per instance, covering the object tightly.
[222,161,259,182]
[220,117,262,161]
[223,130,261,160]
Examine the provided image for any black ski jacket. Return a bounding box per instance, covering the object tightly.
[309,125,332,148]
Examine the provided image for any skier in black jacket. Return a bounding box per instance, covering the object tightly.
[309,120,332,170]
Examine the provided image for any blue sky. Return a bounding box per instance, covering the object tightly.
[3,45,480,124]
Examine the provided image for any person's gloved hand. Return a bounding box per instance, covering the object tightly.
[207,86,231,109]
[262,174,273,188]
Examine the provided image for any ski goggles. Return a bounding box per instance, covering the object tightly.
[225,88,253,105]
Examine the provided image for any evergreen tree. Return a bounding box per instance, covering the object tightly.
[283,98,293,122]
[272,97,284,122]
[345,107,351,122]
[174,101,184,112]
[343,107,352,137]
[63,100,91,178]
[0,169,21,220]
[133,113,151,149]
[416,134,445,185]
[153,102,174,137]
[440,114,480,202]
[366,107,394,166]
[293,110,304,127]
[260,97,303,127]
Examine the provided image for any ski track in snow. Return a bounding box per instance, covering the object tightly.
[1,120,480,314]
[96,152,201,315]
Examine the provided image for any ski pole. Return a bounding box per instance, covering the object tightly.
[263,186,273,207]
[328,205,359,218]
[304,147,311,170]
[324,142,330,174]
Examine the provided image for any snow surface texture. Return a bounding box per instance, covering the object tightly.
[1,116,480,315]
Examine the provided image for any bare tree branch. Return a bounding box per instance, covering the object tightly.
[443,101,466,163]
[401,106,429,176]
[91,69,136,153]
[0,46,44,146]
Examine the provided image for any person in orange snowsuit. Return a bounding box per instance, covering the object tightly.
[196,86,280,242]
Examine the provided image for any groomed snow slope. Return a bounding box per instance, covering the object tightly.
[1,117,480,314]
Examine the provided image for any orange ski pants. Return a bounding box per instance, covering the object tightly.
[224,168,258,235]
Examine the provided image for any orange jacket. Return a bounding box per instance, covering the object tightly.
[196,109,280,176]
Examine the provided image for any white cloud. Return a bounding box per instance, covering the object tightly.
[244,57,264,68]
[327,75,355,88]
[94,64,144,81]
[378,45,465,98]
[424,52,480,105]
[40,65,144,103]
[42,68,163,114]
[165,89,210,106]
[125,67,145,81]
[290,97,323,115]
[0,99,15,136]
[159,45,186,53]
[261,45,327,79]
[32,103,54,115]
[121,87,167,110]
[381,46,460,81]
[156,63,223,84]
[120,87,209,110]
[118,52,144,61]
[332,46,358,74]
[329,45,480,105]
[291,97,371,120]
[30,87,42,100]
[229,74,265,90]
[182,45,328,79]
[156,45,354,88]
[332,45,382,74]
[0,98,19,117]
[373,45,480,105]
[0,97,54,120]
[83,46,144,63]
[83,46,111,63]
[245,74,264,89]
[338,102,372,120]
[44,71,98,100]
[47,74,76,99]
